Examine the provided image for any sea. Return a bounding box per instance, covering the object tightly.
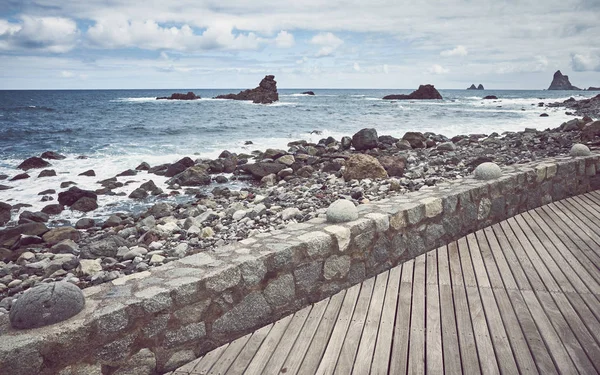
[0,88,595,225]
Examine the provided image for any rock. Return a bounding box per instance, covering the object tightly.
[103,215,122,228]
[60,181,76,188]
[17,156,51,171]
[239,162,286,180]
[215,75,279,104]
[483,95,498,100]
[82,235,128,258]
[260,174,277,187]
[117,169,137,177]
[38,169,56,178]
[341,136,352,150]
[40,151,66,160]
[395,139,412,150]
[140,180,163,195]
[296,166,315,178]
[0,222,48,248]
[9,281,85,329]
[570,143,591,156]
[437,142,457,151]
[75,218,95,229]
[343,154,388,180]
[71,197,98,212]
[168,165,211,186]
[123,246,148,260]
[232,210,247,221]
[41,204,64,215]
[540,113,549,117]
[402,132,427,148]
[351,128,378,151]
[474,162,502,180]
[136,162,151,170]
[548,70,580,90]
[302,91,315,95]
[42,227,80,245]
[0,202,12,226]
[19,211,49,223]
[0,184,12,190]
[477,84,484,90]
[165,160,191,177]
[201,227,214,238]
[150,254,165,264]
[147,202,172,219]
[58,187,97,207]
[383,84,442,100]
[377,155,406,177]
[156,92,200,100]
[129,188,148,199]
[275,154,295,166]
[78,169,95,177]
[468,84,484,90]
[326,199,358,223]
[50,239,79,254]
[582,120,600,141]
[10,173,30,181]
[78,259,103,276]
[281,207,300,221]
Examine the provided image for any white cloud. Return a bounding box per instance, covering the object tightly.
[571,52,600,72]
[310,32,343,57]
[383,64,389,74]
[353,62,360,71]
[275,30,295,48]
[60,70,74,78]
[440,45,468,57]
[0,16,78,53]
[428,64,449,74]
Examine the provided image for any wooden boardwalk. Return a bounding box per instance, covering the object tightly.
[167,191,600,375]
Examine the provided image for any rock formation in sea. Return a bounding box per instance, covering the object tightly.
[382,84,442,100]
[587,87,600,91]
[477,84,484,90]
[215,75,279,104]
[467,84,484,90]
[156,92,200,100]
[548,70,581,90]
[547,94,600,118]
[302,91,315,95]
[483,95,498,100]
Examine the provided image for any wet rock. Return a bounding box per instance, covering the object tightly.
[129,188,148,199]
[40,151,66,160]
[38,189,56,195]
[168,165,211,186]
[548,70,580,90]
[18,157,51,171]
[343,154,388,181]
[351,128,378,151]
[117,169,137,177]
[58,187,97,207]
[0,222,48,248]
[42,227,80,245]
[75,218,95,229]
[0,202,11,226]
[71,197,98,212]
[19,211,49,223]
[136,162,151,171]
[302,91,315,95]
[10,173,30,181]
[79,170,95,177]
[38,169,56,178]
[483,95,498,100]
[41,204,64,215]
[215,75,279,104]
[383,84,442,100]
[156,92,200,100]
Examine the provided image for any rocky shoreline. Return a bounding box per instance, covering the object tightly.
[1,113,599,315]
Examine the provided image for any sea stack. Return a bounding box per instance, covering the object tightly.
[383,84,442,100]
[215,75,279,104]
[156,92,200,100]
[548,70,581,90]
[467,84,484,90]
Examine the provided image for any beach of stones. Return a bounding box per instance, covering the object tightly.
[1,113,599,316]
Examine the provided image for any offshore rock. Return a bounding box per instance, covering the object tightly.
[383,84,442,100]
[215,75,279,104]
[548,70,580,90]
[156,92,200,100]
[17,157,50,171]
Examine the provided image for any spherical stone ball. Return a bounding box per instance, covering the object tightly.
[326,199,359,223]
[474,162,502,180]
[570,143,591,157]
[9,281,85,329]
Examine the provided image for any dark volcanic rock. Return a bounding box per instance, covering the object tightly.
[483,95,498,100]
[0,202,11,226]
[38,169,56,178]
[377,155,406,177]
[168,165,211,186]
[402,132,427,148]
[547,94,600,118]
[10,173,30,181]
[351,128,379,151]
[383,84,442,100]
[588,87,600,91]
[239,162,286,180]
[40,151,66,160]
[467,84,484,90]
[467,84,477,90]
[0,222,48,248]
[79,170,95,177]
[215,75,279,104]
[71,197,98,212]
[18,157,50,171]
[548,70,580,90]
[302,91,315,95]
[42,204,64,215]
[477,84,484,90]
[156,92,200,100]
[58,187,97,207]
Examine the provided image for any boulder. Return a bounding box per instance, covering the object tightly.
[19,211,49,223]
[239,162,287,180]
[326,199,358,223]
[0,222,49,248]
[168,165,211,186]
[40,151,66,160]
[581,120,600,142]
[548,70,580,90]
[402,132,427,148]
[129,188,149,200]
[75,218,95,229]
[165,157,195,177]
[71,197,98,212]
[10,173,30,181]
[147,202,172,219]
[42,227,80,245]
[343,154,388,181]
[383,84,442,100]
[483,95,498,100]
[474,162,502,180]
[215,75,279,104]
[302,91,315,95]
[377,155,406,177]
[78,170,95,177]
[17,156,50,171]
[156,92,200,100]
[81,235,128,258]
[10,281,85,329]
[0,202,11,226]
[38,169,56,177]
[351,128,378,151]
[570,144,591,156]
[42,204,64,215]
[58,187,97,207]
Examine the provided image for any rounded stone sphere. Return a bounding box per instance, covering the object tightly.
[474,162,502,180]
[10,281,85,329]
[326,199,359,223]
[570,143,591,157]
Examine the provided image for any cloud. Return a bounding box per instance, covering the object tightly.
[353,62,360,71]
[571,52,600,72]
[440,45,468,57]
[310,32,343,57]
[60,70,74,78]
[383,64,389,74]
[0,16,78,53]
[275,30,295,48]
[428,64,449,74]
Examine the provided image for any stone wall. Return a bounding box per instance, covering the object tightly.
[1,154,599,375]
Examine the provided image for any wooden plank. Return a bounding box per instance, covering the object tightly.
[490,225,530,291]
[458,238,500,375]
[425,250,443,375]
[262,306,312,374]
[408,254,426,375]
[296,290,347,375]
[225,323,273,373]
[189,343,229,375]
[534,291,596,374]
[207,334,251,375]
[333,276,376,375]
[572,195,600,221]
[521,290,577,374]
[370,265,401,375]
[352,272,389,375]
[313,282,361,375]
[280,298,330,375]
[389,259,414,375]
[469,232,519,375]
[550,201,600,249]
[437,245,462,375]
[567,195,600,227]
[558,199,600,244]
[172,355,204,375]
[447,241,481,375]
[244,314,293,375]
[564,291,600,345]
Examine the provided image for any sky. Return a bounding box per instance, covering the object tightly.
[0,0,599,89]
